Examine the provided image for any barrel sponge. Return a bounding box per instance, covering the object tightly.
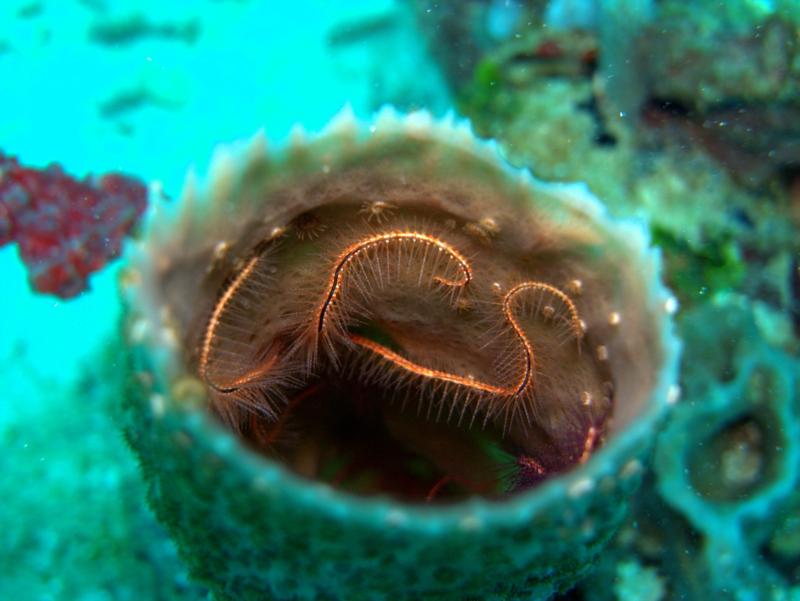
[119,106,680,600]
[654,295,800,599]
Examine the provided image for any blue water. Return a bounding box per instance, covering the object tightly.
[0,1,405,387]
[1,1,798,600]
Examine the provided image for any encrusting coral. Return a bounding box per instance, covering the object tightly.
[581,294,800,601]
[120,106,680,600]
[401,2,800,596]
[655,295,800,599]
[0,152,148,298]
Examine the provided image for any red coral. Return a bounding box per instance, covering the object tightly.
[0,152,147,298]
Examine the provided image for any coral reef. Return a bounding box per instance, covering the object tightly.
[0,344,205,600]
[414,0,798,333]
[415,0,800,213]
[654,296,800,598]
[407,2,800,598]
[645,6,798,112]
[580,295,800,600]
[0,152,147,298]
[119,107,679,600]
[638,3,800,189]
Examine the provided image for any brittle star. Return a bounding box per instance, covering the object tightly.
[199,251,282,396]
[348,280,583,426]
[315,230,473,335]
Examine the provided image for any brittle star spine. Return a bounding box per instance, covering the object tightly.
[349,333,513,396]
[351,281,584,420]
[316,231,473,334]
[199,253,278,394]
[501,281,584,397]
